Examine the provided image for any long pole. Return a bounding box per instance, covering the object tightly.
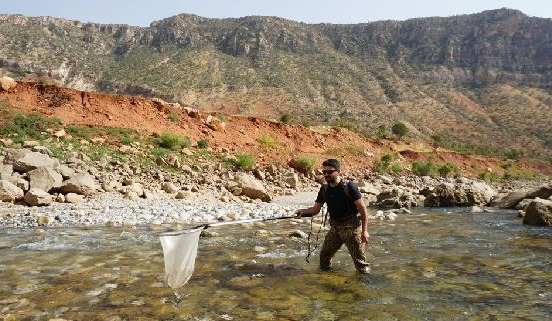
[159,215,295,236]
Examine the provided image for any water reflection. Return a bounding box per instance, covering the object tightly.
[1,208,551,320]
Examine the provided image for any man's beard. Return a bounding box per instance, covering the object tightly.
[324,176,337,184]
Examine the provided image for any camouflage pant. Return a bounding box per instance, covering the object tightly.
[320,222,370,271]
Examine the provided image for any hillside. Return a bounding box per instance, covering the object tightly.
[0,9,552,158]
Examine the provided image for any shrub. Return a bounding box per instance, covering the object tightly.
[412,159,437,177]
[332,120,358,132]
[197,139,209,149]
[49,93,72,108]
[430,134,443,147]
[280,113,292,123]
[301,119,314,127]
[374,153,394,174]
[376,124,387,139]
[234,153,256,170]
[478,171,500,182]
[296,155,317,172]
[437,162,459,177]
[391,122,409,139]
[390,163,403,174]
[258,135,280,150]
[156,133,191,150]
[504,149,523,160]
[168,111,180,122]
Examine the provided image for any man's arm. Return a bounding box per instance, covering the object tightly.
[295,202,323,218]
[354,198,370,244]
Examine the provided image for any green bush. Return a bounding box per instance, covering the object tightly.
[374,153,394,174]
[156,133,191,150]
[280,113,292,123]
[430,134,443,147]
[0,112,61,142]
[296,155,317,172]
[197,139,209,149]
[168,111,180,122]
[412,159,437,177]
[390,163,403,174]
[391,122,409,139]
[258,135,280,150]
[331,120,358,132]
[376,124,388,140]
[234,153,256,170]
[478,171,501,182]
[437,162,459,177]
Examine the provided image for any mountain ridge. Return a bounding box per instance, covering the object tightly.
[0,8,551,159]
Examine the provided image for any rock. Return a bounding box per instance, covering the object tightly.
[143,189,158,199]
[282,171,299,189]
[376,188,420,208]
[161,182,179,194]
[515,198,534,210]
[288,230,308,239]
[24,188,53,206]
[200,230,219,237]
[517,210,525,218]
[124,191,140,200]
[22,141,40,148]
[357,181,381,195]
[288,158,309,173]
[65,193,85,204]
[253,246,267,252]
[56,194,65,203]
[27,167,62,192]
[254,229,272,236]
[13,152,57,173]
[0,76,17,91]
[491,184,552,209]
[102,180,120,192]
[0,164,13,180]
[127,183,144,197]
[55,165,75,179]
[0,180,24,202]
[470,206,484,213]
[61,173,97,195]
[31,146,53,156]
[53,129,66,138]
[523,199,552,226]
[205,115,226,131]
[175,191,195,200]
[0,138,13,146]
[16,177,30,192]
[37,216,54,225]
[234,172,271,202]
[424,182,496,207]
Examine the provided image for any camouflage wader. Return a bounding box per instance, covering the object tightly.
[319,216,370,271]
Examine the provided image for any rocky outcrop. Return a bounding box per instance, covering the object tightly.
[490,184,552,209]
[424,181,496,207]
[523,199,552,226]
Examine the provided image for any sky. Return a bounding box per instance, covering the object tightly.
[1,0,550,26]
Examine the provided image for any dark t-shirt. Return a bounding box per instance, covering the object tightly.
[315,180,362,221]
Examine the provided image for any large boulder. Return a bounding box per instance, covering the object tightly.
[0,164,13,180]
[376,187,421,208]
[205,115,225,131]
[27,167,62,192]
[235,172,271,202]
[60,173,97,195]
[282,171,299,189]
[490,184,552,209]
[523,199,552,226]
[0,180,24,202]
[2,148,32,164]
[424,181,496,207]
[0,76,16,91]
[13,152,57,173]
[24,188,53,206]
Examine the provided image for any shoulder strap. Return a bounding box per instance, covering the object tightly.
[341,179,350,200]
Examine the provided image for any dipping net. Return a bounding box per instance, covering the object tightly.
[159,228,203,289]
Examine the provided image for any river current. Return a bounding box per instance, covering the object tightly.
[1,207,551,320]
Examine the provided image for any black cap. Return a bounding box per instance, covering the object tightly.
[322,159,340,170]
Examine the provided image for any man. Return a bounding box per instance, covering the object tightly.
[295,159,371,273]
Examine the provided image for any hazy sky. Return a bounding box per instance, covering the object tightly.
[1,0,550,26]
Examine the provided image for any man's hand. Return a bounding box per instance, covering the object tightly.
[361,230,370,244]
[295,209,305,218]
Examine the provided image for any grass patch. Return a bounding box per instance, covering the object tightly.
[233,152,256,170]
[411,159,438,177]
[197,139,209,149]
[258,135,281,150]
[0,106,62,143]
[296,155,317,172]
[156,133,191,150]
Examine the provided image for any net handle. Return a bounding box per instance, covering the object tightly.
[158,215,295,236]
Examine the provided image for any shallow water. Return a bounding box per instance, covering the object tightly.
[1,208,551,320]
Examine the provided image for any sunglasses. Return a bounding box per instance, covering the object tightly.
[322,169,337,175]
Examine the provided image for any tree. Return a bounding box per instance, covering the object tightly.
[391,122,408,139]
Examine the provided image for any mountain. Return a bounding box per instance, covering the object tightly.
[0,8,551,158]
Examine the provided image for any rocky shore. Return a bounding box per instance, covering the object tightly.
[1,142,551,229]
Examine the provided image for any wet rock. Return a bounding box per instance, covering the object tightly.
[288,230,308,239]
[523,199,552,226]
[24,188,53,206]
[491,184,552,209]
[254,229,272,236]
[200,230,219,237]
[424,181,496,207]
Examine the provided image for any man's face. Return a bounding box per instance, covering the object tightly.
[322,166,339,184]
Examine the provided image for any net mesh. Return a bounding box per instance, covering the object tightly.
[159,228,202,289]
